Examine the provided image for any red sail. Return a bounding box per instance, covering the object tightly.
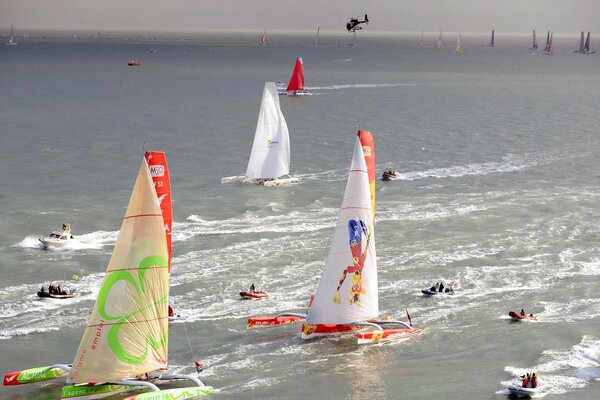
[357,130,376,217]
[145,151,173,271]
[286,57,305,91]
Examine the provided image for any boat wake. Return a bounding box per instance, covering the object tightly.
[306,83,418,91]
[501,336,600,396]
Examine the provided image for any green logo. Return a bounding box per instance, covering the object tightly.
[97,255,169,365]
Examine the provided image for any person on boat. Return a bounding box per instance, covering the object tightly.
[531,373,537,388]
[168,304,175,317]
[429,284,436,291]
[529,313,535,318]
[48,284,56,295]
[522,373,530,388]
[438,282,445,292]
[434,282,440,292]
[520,309,526,316]
[40,286,46,293]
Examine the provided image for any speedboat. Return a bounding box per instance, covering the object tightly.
[127,60,142,66]
[382,169,398,181]
[39,224,75,250]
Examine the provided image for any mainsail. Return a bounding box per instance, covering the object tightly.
[69,160,169,384]
[259,28,267,46]
[145,151,172,270]
[577,31,585,53]
[245,82,291,180]
[531,30,538,50]
[286,57,305,91]
[306,137,377,325]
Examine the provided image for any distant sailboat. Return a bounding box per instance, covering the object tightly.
[419,30,424,48]
[583,32,595,54]
[543,31,551,53]
[281,57,311,96]
[435,29,444,48]
[575,31,585,53]
[221,82,299,186]
[529,30,538,50]
[314,27,320,46]
[259,28,267,46]
[545,32,553,55]
[5,24,17,46]
[455,31,463,54]
[489,29,495,47]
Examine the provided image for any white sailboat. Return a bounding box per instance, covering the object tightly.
[529,30,538,51]
[221,82,299,186]
[489,29,495,47]
[5,24,17,46]
[314,27,320,46]
[434,29,444,48]
[247,132,421,344]
[583,32,595,54]
[419,30,424,48]
[455,31,463,54]
[3,159,213,399]
[575,31,585,53]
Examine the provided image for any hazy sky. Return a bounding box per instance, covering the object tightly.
[1,0,599,34]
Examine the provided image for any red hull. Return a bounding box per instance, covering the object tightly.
[509,311,537,321]
[239,291,268,299]
[357,328,422,344]
[247,315,304,329]
[301,323,362,339]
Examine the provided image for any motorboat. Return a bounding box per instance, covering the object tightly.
[39,224,75,249]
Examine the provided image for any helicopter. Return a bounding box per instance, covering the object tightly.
[346,14,369,33]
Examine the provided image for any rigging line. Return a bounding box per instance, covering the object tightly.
[170,285,197,364]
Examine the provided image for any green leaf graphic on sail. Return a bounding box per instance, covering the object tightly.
[98,255,169,365]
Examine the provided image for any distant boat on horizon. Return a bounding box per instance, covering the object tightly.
[544,31,553,55]
[583,32,595,54]
[489,29,495,47]
[419,29,424,48]
[455,31,463,54]
[529,30,538,51]
[575,31,585,53]
[434,29,443,48]
[127,60,142,66]
[314,27,320,46]
[259,28,267,46]
[5,24,17,46]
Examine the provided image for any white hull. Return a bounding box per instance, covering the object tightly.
[39,238,74,249]
[222,175,299,186]
[285,90,312,96]
[507,385,540,398]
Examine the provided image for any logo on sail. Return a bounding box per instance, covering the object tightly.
[267,139,279,146]
[333,219,370,306]
[149,165,165,177]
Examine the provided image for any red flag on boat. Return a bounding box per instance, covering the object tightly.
[286,57,305,91]
[406,308,413,327]
[194,361,205,374]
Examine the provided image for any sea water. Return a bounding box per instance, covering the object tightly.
[0,34,599,399]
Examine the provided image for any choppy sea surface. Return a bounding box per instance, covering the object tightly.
[1,34,599,399]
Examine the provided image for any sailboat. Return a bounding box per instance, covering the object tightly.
[434,29,443,48]
[583,32,595,54]
[247,132,421,344]
[5,24,17,46]
[543,31,551,53]
[221,82,299,186]
[575,31,585,53]
[489,29,495,47]
[259,28,267,46]
[419,30,424,48]
[314,27,320,46]
[545,32,553,55]
[529,30,538,51]
[455,32,463,54]
[3,159,213,399]
[280,57,311,96]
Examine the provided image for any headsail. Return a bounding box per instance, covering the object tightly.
[245,82,291,180]
[584,32,594,53]
[69,160,169,384]
[578,31,585,53]
[286,57,305,91]
[306,137,377,325]
[145,151,172,270]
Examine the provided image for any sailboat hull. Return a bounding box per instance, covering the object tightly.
[3,365,68,386]
[357,328,422,345]
[247,315,304,329]
[300,323,363,339]
[61,383,133,399]
[123,386,214,400]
